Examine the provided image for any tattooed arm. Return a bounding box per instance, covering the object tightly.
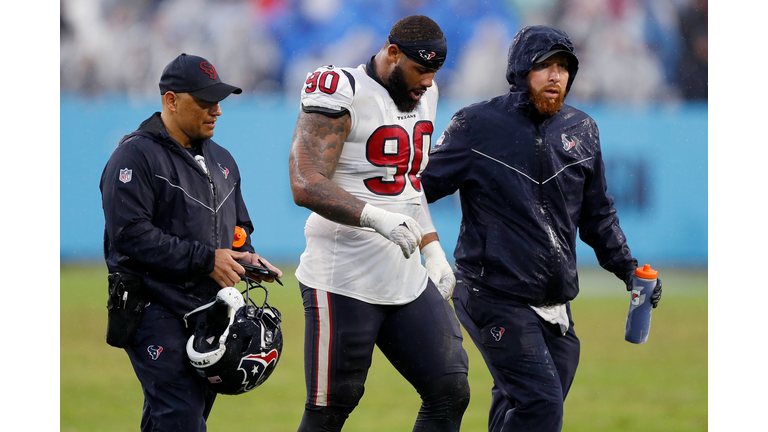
[289,110,365,226]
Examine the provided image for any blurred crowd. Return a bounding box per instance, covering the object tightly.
[60,0,708,103]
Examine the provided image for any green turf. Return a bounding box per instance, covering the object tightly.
[60,264,707,431]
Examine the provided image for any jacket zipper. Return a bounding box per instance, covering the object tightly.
[202,148,219,247]
[535,123,561,297]
[172,138,220,248]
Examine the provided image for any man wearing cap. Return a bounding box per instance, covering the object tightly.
[420,26,663,431]
[100,53,282,431]
[288,15,469,431]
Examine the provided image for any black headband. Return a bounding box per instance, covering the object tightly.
[388,35,447,69]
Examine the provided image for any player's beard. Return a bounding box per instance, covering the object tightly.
[385,65,421,113]
[529,84,566,116]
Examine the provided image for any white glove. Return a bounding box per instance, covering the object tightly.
[360,203,424,259]
[421,241,456,300]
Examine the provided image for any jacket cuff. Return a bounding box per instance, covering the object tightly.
[611,260,638,282]
[194,246,216,278]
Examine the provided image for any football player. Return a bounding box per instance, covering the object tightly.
[288,14,470,432]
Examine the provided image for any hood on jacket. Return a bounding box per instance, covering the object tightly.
[118,112,169,146]
[506,25,579,96]
[120,111,209,153]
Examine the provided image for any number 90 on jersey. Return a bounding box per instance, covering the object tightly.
[364,121,432,196]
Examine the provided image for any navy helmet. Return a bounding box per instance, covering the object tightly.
[184,283,283,395]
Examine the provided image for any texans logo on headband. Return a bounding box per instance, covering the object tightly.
[419,50,436,60]
[389,35,447,69]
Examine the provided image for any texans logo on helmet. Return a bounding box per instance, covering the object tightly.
[419,50,436,60]
[237,349,279,392]
[490,327,505,342]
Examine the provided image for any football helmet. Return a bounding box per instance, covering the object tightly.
[184,278,283,395]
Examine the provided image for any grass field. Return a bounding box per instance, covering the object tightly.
[61,264,707,431]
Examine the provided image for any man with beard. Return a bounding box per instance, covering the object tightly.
[288,14,470,432]
[420,26,662,432]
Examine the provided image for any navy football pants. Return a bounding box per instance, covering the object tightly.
[298,280,470,432]
[452,280,580,432]
[125,302,216,432]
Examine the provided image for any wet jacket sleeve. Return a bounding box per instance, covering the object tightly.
[422,110,474,203]
[577,128,637,280]
[100,140,215,278]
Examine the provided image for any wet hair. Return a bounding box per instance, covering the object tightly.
[389,15,443,42]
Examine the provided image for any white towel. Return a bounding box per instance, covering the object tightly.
[530,303,569,336]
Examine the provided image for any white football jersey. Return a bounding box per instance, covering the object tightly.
[295,62,437,305]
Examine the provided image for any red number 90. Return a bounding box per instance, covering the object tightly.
[305,71,339,94]
[364,121,432,195]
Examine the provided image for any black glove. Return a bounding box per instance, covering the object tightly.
[625,271,663,308]
[650,278,662,308]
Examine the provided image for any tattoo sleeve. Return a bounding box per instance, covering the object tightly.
[289,110,366,226]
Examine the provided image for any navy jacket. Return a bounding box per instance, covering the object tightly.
[422,26,636,306]
[100,112,255,318]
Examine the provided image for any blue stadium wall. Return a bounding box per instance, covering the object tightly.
[61,95,707,268]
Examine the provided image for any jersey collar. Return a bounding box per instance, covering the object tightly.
[365,56,387,89]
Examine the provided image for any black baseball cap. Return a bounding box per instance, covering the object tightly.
[159,53,242,102]
[533,46,573,64]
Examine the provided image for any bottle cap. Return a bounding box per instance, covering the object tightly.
[635,264,658,279]
[232,226,246,248]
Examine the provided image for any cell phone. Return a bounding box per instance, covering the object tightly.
[238,261,283,286]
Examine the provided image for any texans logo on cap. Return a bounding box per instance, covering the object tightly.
[200,62,217,79]
[490,327,505,342]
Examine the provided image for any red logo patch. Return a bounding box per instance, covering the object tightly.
[200,62,217,79]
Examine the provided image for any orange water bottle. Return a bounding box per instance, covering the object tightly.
[624,264,658,344]
[233,226,247,248]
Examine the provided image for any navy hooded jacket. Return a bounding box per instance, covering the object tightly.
[422,26,636,306]
[100,112,255,318]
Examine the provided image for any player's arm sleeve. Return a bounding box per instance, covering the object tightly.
[100,141,215,278]
[421,109,474,203]
[577,123,638,280]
